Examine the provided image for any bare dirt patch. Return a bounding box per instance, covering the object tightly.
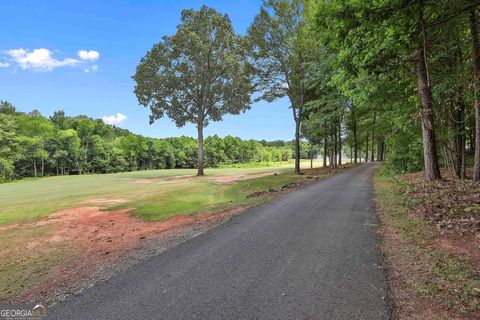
[128,175,195,185]
[130,171,285,184]
[2,205,248,304]
[83,198,128,204]
[208,171,280,183]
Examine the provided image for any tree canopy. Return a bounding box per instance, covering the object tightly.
[247,0,311,173]
[0,102,303,182]
[133,5,253,175]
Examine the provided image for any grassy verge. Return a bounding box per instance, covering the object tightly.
[0,165,299,225]
[0,225,77,299]
[123,171,304,221]
[374,170,480,318]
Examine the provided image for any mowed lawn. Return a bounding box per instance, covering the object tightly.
[0,164,315,225]
[0,161,336,301]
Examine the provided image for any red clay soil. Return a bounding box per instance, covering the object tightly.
[9,205,247,304]
[400,171,480,271]
[6,164,355,304]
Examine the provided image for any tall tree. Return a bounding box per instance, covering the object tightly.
[316,0,446,180]
[471,8,480,181]
[133,6,252,176]
[301,116,323,168]
[0,100,18,115]
[247,0,310,174]
[18,114,54,177]
[0,114,19,181]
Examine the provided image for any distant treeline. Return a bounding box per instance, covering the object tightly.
[0,101,312,181]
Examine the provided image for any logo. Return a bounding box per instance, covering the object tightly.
[0,303,47,320]
[31,305,47,318]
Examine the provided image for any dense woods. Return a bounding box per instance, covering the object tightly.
[0,101,305,182]
[236,0,480,181]
[305,0,480,181]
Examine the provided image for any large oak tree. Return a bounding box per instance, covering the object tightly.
[133,6,252,176]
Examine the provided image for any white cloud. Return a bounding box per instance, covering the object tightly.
[1,48,100,72]
[3,48,80,71]
[102,113,127,125]
[84,65,98,73]
[78,50,99,61]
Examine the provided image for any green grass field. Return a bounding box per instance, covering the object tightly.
[0,162,329,225]
[0,160,337,301]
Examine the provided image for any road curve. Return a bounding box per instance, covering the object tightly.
[51,163,391,320]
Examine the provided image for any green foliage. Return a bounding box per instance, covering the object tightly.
[133,6,252,128]
[0,100,18,115]
[304,0,480,176]
[0,101,301,181]
[384,132,424,174]
[133,5,253,175]
[0,158,15,182]
[247,0,313,173]
[0,114,19,181]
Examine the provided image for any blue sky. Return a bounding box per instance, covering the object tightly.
[0,0,293,141]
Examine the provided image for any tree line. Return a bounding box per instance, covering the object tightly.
[134,1,480,180]
[304,0,480,181]
[7,1,479,181]
[0,101,306,182]
[244,0,480,181]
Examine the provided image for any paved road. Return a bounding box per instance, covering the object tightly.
[51,163,391,320]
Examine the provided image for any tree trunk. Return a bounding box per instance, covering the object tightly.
[85,140,88,165]
[323,135,327,167]
[197,124,205,176]
[451,99,465,179]
[294,119,301,174]
[310,148,313,169]
[83,140,89,175]
[76,156,81,175]
[365,134,369,163]
[451,30,466,179]
[377,140,381,161]
[333,128,337,169]
[330,131,334,169]
[338,121,342,166]
[41,147,44,177]
[416,3,441,180]
[378,138,385,161]
[469,123,475,151]
[33,149,37,177]
[470,9,480,181]
[370,112,376,162]
[353,119,358,163]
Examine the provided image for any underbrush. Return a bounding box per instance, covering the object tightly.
[374,170,480,318]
